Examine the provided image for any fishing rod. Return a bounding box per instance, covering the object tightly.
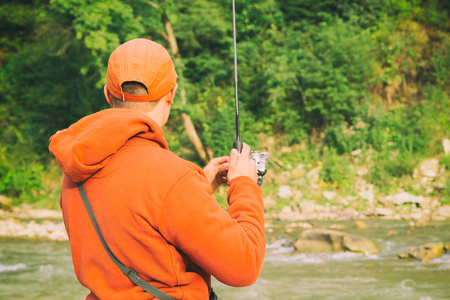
[232,0,242,153]
[231,0,269,186]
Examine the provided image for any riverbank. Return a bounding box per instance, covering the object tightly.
[1,149,449,241]
[264,194,450,223]
[1,200,449,242]
[0,205,66,241]
[260,150,450,224]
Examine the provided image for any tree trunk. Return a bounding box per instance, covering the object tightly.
[161,12,210,163]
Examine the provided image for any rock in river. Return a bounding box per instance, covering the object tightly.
[293,229,380,255]
[354,220,368,229]
[399,243,446,262]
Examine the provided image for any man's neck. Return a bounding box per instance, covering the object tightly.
[137,100,169,128]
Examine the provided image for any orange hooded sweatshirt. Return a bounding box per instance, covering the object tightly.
[49,108,265,300]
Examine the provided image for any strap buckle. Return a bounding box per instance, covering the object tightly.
[126,268,140,284]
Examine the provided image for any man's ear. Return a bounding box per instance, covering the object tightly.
[168,83,178,105]
[104,85,114,106]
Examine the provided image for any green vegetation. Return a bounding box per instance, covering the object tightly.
[0,0,448,209]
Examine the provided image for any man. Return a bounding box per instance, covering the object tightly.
[49,38,265,300]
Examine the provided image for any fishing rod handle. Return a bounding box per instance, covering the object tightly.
[233,140,243,153]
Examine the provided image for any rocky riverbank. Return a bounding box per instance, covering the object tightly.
[0,151,449,241]
[0,203,67,241]
[1,201,449,242]
[264,192,450,223]
[262,154,450,223]
[0,218,67,241]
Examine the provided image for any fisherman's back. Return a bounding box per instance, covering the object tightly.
[57,109,215,299]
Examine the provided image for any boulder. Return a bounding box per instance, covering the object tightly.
[412,158,441,191]
[294,239,333,253]
[293,190,304,202]
[400,243,445,262]
[323,191,337,201]
[342,234,380,255]
[385,192,424,206]
[375,207,394,216]
[410,210,424,220]
[354,220,368,229]
[437,206,450,219]
[287,222,314,230]
[296,229,345,252]
[337,207,358,219]
[444,138,450,155]
[306,167,321,184]
[293,229,380,255]
[416,158,440,178]
[299,200,316,215]
[278,206,307,222]
[277,185,294,199]
[358,189,374,205]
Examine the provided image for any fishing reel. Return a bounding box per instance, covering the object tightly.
[249,151,269,187]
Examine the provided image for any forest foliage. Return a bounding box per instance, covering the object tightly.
[0,0,449,205]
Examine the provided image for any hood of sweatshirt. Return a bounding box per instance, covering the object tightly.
[49,108,168,183]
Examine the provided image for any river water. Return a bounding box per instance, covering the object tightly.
[1,220,449,299]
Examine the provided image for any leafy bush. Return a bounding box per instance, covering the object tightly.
[320,148,356,192]
[0,160,45,204]
[277,0,388,28]
[199,95,237,157]
[263,17,375,141]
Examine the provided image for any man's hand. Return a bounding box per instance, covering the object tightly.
[203,156,230,192]
[227,143,257,183]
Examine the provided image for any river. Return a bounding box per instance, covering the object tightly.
[1,220,449,299]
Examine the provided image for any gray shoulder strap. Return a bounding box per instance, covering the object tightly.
[76,182,176,300]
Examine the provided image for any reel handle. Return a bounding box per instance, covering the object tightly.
[257,176,264,187]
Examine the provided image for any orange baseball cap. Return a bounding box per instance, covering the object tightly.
[104,38,178,106]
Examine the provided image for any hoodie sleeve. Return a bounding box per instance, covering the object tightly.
[157,171,265,287]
